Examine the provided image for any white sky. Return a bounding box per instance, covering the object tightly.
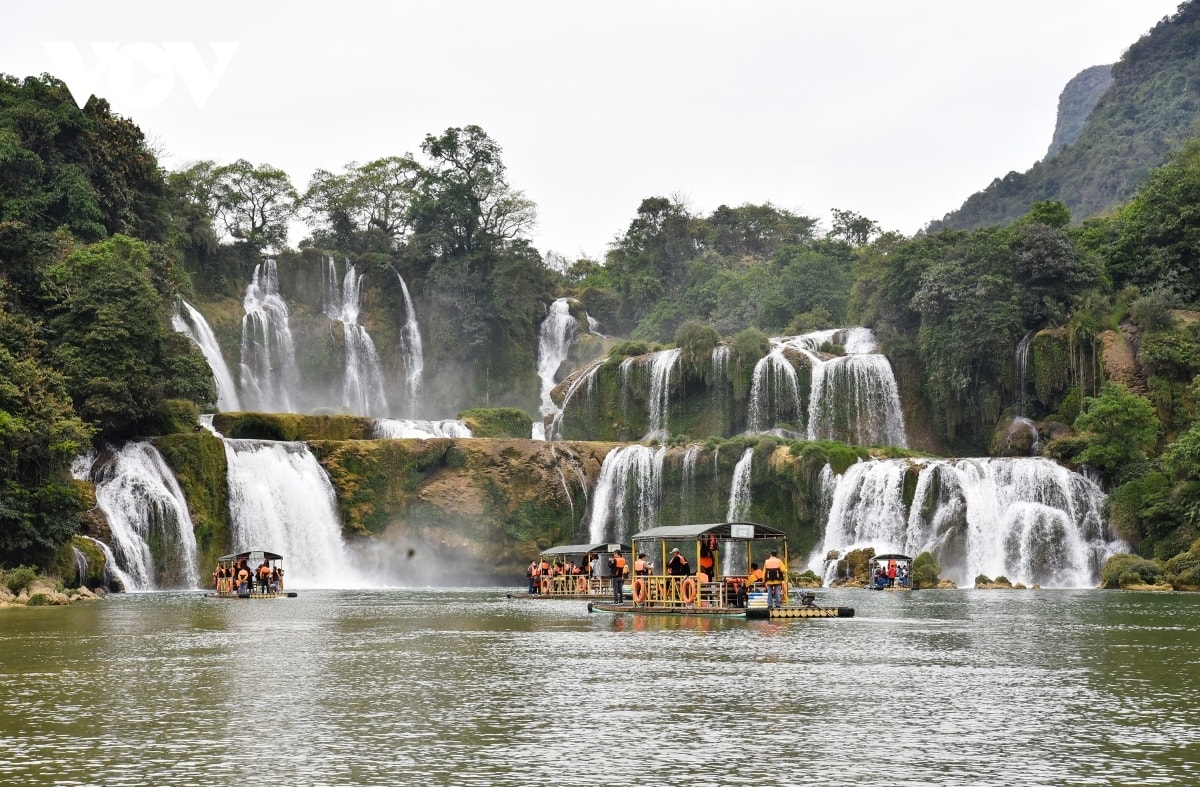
[2,0,1183,261]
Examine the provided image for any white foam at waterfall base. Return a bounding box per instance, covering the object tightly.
[373,419,473,439]
[223,439,362,588]
[810,457,1124,588]
[173,300,241,411]
[84,442,201,591]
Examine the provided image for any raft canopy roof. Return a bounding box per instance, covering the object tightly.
[631,522,786,542]
[870,553,913,562]
[218,550,283,562]
[540,542,629,557]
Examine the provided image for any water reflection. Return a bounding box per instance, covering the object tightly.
[0,589,1197,786]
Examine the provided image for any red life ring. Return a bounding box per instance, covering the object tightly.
[540,577,551,594]
[632,578,647,603]
[575,576,588,593]
[680,577,698,604]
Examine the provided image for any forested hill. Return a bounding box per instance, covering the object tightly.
[932,1,1200,232]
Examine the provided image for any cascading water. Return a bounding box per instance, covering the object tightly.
[239,259,299,413]
[325,258,389,417]
[172,300,241,411]
[395,272,424,417]
[810,457,1124,588]
[373,419,473,439]
[587,445,666,543]
[548,361,601,440]
[535,298,579,435]
[81,442,201,590]
[680,445,702,524]
[646,348,682,441]
[1015,329,1036,413]
[725,448,754,521]
[223,439,359,588]
[807,353,907,447]
[746,328,906,447]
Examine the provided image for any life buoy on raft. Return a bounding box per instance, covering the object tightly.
[576,576,587,593]
[540,577,551,594]
[680,577,698,604]
[632,578,647,603]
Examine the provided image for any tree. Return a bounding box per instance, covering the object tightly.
[828,208,881,247]
[210,159,298,252]
[0,290,93,566]
[1073,382,1160,478]
[44,235,215,437]
[302,156,422,251]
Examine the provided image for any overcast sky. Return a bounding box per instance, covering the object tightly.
[3,0,1184,260]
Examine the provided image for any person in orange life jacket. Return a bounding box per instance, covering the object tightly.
[634,553,653,576]
[763,550,786,608]
[608,551,628,603]
[257,560,272,593]
[527,560,539,593]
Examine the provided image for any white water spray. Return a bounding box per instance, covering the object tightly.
[172,300,241,411]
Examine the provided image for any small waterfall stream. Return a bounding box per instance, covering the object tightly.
[325,258,389,417]
[82,442,201,591]
[536,298,579,431]
[396,272,424,417]
[239,259,299,413]
[173,300,241,411]
[587,445,666,543]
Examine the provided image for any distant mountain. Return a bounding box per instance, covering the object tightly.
[931,1,1200,231]
[1043,64,1113,160]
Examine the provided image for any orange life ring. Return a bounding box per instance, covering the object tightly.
[540,577,551,594]
[632,578,647,604]
[680,577,698,604]
[575,576,587,593]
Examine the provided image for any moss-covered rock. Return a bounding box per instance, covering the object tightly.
[212,412,375,441]
[311,437,615,580]
[155,431,231,570]
[458,408,534,438]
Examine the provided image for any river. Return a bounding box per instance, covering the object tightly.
[1,588,1196,786]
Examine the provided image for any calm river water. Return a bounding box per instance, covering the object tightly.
[1,588,1197,786]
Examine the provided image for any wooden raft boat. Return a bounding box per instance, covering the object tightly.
[507,541,630,600]
[583,522,853,620]
[206,549,298,599]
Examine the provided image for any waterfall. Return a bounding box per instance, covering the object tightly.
[548,361,601,440]
[373,419,473,439]
[395,272,424,417]
[725,448,754,521]
[810,457,1123,588]
[326,258,389,417]
[82,442,201,591]
[710,345,731,429]
[83,536,127,593]
[747,343,804,434]
[71,545,88,587]
[587,445,666,543]
[172,300,241,411]
[239,259,299,413]
[808,354,908,447]
[680,445,702,524]
[223,439,358,588]
[646,348,682,440]
[1015,329,1036,413]
[536,298,579,426]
